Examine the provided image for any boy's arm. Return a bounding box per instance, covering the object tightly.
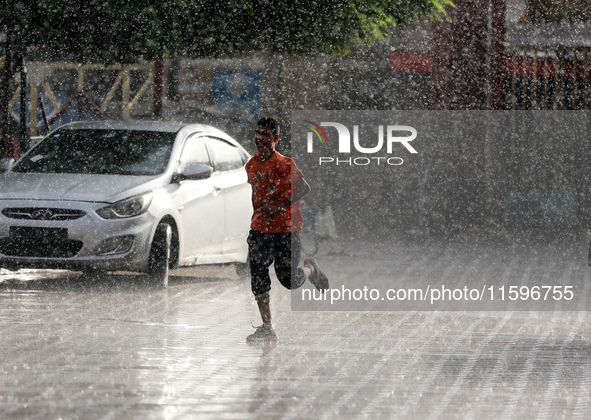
[258,178,310,220]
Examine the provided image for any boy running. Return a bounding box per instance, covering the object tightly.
[245,116,329,342]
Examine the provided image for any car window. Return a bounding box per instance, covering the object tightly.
[179,136,212,171]
[12,129,176,175]
[206,137,244,172]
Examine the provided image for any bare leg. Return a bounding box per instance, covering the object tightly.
[247,295,277,342]
[257,295,272,325]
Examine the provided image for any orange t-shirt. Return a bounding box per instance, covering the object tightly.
[246,152,304,233]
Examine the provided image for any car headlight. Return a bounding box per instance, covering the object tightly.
[96,192,153,219]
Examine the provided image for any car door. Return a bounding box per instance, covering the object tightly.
[174,134,225,263]
[204,137,252,258]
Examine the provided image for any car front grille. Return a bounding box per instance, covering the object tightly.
[2,207,86,221]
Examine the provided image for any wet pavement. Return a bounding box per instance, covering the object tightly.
[0,233,590,419]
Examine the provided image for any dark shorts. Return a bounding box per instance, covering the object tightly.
[247,230,306,298]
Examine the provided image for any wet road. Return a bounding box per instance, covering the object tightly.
[1,234,590,419]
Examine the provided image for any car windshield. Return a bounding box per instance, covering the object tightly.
[12,129,176,175]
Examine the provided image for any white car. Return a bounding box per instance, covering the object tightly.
[0,121,253,287]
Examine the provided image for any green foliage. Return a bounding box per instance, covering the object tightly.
[0,0,452,63]
[188,0,453,57]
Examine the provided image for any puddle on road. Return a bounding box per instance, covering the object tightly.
[0,265,241,295]
[0,268,72,282]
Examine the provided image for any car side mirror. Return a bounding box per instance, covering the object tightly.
[0,158,15,173]
[176,163,213,182]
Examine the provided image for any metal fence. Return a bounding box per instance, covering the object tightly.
[505,48,591,110]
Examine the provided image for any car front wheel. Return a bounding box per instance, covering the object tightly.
[147,223,171,288]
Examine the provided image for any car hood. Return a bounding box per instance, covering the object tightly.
[0,172,166,203]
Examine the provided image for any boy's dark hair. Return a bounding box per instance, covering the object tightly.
[257,116,280,136]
